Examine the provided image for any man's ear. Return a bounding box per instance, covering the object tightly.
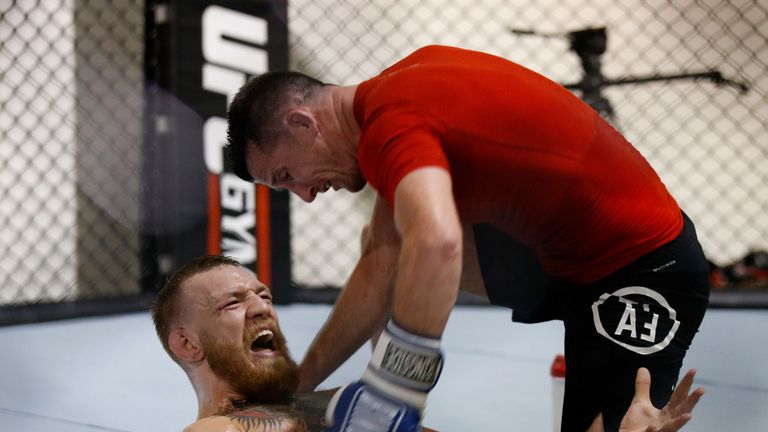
[169,328,204,364]
[285,109,316,133]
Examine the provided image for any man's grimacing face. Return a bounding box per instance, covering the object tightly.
[183,265,299,404]
[244,132,366,203]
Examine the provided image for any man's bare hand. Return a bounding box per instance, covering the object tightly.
[620,367,705,432]
[587,368,705,432]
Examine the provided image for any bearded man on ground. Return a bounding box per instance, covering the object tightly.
[151,255,702,432]
[152,255,332,431]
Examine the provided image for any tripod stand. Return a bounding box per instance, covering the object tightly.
[509,26,749,125]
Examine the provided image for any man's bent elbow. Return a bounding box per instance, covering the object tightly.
[423,226,463,265]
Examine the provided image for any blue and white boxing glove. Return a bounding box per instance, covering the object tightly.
[324,320,444,432]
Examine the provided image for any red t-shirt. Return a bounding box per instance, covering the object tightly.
[353,45,682,283]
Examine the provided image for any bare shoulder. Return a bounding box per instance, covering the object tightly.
[183,415,240,432]
[183,405,311,432]
[225,405,309,432]
[182,392,437,432]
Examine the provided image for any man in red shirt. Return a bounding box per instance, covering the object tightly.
[225,45,710,432]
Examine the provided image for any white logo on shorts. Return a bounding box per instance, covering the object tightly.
[591,286,680,355]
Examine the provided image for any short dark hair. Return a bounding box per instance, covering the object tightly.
[151,255,245,364]
[226,71,326,182]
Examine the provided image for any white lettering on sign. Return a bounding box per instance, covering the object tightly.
[202,5,268,75]
[203,117,226,175]
[220,173,255,262]
[201,5,270,264]
[203,63,246,106]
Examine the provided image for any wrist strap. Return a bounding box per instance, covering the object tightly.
[367,320,444,394]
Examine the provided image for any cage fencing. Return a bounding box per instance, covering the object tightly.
[1,0,145,316]
[287,0,768,298]
[1,0,766,322]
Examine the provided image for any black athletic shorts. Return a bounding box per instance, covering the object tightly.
[474,212,710,432]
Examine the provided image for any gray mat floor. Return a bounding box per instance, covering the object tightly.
[0,305,766,431]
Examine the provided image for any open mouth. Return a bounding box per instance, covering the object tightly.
[250,329,277,355]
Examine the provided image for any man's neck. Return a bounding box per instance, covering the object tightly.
[211,396,253,416]
[321,85,360,154]
[194,376,246,419]
[333,85,361,143]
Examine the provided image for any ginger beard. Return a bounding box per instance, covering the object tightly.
[200,320,299,406]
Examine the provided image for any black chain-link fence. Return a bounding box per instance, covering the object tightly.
[287,0,768,297]
[1,0,145,310]
[1,0,766,319]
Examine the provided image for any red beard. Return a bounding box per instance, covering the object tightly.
[200,320,299,406]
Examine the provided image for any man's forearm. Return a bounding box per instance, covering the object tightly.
[299,248,397,391]
[289,389,338,431]
[391,231,462,338]
[390,167,463,338]
[300,196,401,391]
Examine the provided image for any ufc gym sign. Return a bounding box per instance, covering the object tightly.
[202,5,268,264]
